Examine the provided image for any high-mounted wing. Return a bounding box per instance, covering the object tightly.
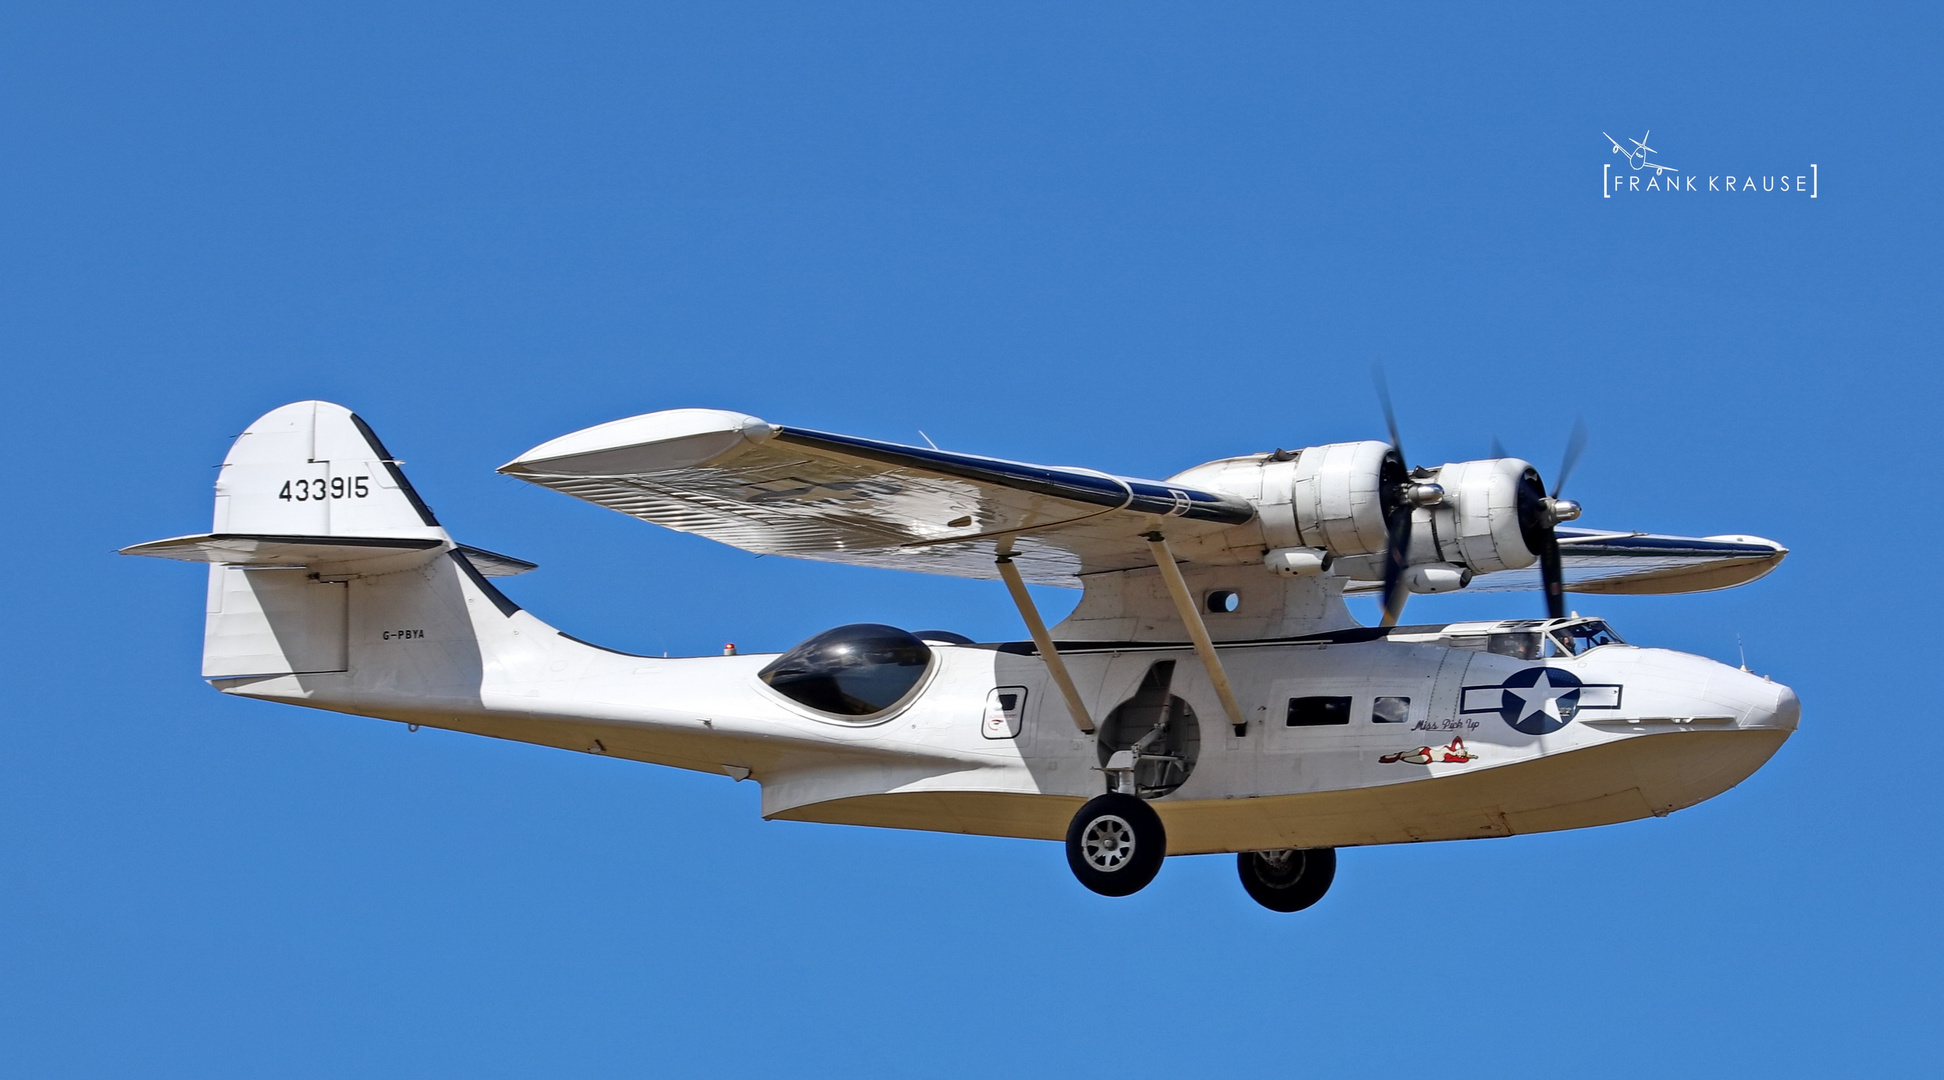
[501,409,1254,586]
[1342,528,1786,596]
[505,408,1786,600]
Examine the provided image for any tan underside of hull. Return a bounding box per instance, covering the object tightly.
[768,729,1791,854]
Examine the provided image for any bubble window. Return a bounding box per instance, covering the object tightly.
[758,623,935,718]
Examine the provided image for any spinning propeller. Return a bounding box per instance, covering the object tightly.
[1372,370,1585,625]
[1373,369,1445,628]
[1518,420,1586,620]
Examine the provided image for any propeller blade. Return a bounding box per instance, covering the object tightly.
[1552,419,1588,498]
[1514,464,1572,621]
[1372,364,1418,627]
[1372,364,1405,464]
[1539,528,1567,620]
[1379,504,1413,627]
[1490,434,1507,460]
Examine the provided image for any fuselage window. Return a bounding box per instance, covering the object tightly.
[1287,696,1352,726]
[1372,696,1410,724]
[758,623,934,718]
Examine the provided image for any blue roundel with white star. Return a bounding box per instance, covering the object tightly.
[1496,667,1583,735]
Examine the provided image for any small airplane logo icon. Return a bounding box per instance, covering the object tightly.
[1603,130,1678,175]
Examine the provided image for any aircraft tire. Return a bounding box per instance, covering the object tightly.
[1065,793,1166,897]
[1237,847,1336,912]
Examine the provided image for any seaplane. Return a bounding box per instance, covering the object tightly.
[124,398,1795,910]
[1605,130,1679,175]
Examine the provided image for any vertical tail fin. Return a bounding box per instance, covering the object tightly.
[212,400,446,539]
[201,402,448,679]
[125,402,532,683]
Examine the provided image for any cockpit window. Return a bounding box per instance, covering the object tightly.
[759,623,934,718]
[1549,620,1625,656]
[1488,632,1544,660]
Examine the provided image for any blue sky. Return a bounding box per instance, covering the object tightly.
[4,3,1939,1076]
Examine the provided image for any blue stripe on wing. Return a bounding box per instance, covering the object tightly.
[773,427,1257,526]
[1554,529,1785,556]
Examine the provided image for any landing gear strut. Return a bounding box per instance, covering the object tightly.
[1065,793,1167,896]
[1237,847,1336,912]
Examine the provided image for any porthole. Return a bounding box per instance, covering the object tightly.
[1287,696,1352,726]
[1372,696,1411,724]
[1206,589,1240,614]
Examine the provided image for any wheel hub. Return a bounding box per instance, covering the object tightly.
[1252,849,1306,889]
[1081,815,1137,871]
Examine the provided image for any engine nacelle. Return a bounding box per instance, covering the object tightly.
[1267,438,1407,555]
[1429,457,1543,574]
[1171,445,1545,581]
[1174,441,1400,560]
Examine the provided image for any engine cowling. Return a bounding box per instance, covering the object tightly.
[1172,445,1545,583]
[1428,457,1543,574]
[1287,440,1405,557]
[1205,440,1405,559]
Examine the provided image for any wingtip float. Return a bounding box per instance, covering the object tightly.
[127,400,1795,910]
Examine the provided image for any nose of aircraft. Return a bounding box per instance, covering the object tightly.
[1766,682,1802,731]
[1617,649,1801,732]
[1722,663,1800,732]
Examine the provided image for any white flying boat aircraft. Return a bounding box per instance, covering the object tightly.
[126,401,1795,909]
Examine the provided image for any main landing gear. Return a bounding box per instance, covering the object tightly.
[1063,660,1188,897]
[1061,657,1336,910]
[1236,847,1336,912]
[1065,793,1167,897]
[1062,797,1338,912]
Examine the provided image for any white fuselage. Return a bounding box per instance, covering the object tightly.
[217,554,1797,855]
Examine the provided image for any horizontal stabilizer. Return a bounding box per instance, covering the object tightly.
[451,545,539,577]
[121,533,535,577]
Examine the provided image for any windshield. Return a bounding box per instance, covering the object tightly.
[1549,620,1624,656]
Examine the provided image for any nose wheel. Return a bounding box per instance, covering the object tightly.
[1065,793,1167,896]
[1237,847,1336,912]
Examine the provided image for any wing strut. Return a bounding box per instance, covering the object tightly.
[995,554,1096,735]
[1145,533,1250,737]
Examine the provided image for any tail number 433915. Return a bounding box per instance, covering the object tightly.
[279,477,370,501]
